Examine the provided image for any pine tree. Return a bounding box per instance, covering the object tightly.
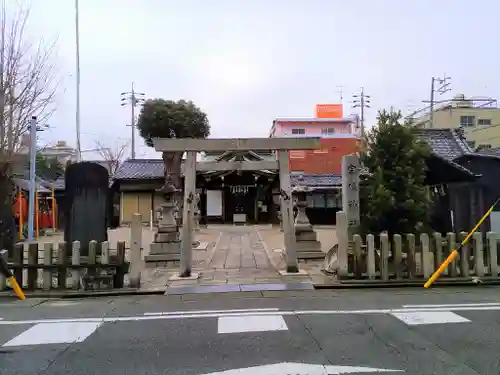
[360,109,432,236]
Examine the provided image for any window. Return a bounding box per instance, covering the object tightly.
[321,127,336,135]
[306,193,326,208]
[326,193,339,208]
[460,116,475,127]
[478,144,492,150]
[313,148,328,154]
[290,150,305,159]
[478,119,492,126]
[291,128,305,135]
[467,140,476,149]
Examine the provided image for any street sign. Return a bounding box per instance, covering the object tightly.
[199,362,403,374]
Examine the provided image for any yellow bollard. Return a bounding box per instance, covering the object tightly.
[0,251,26,300]
[424,198,499,288]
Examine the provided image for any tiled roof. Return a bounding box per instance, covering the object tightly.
[114,159,343,187]
[290,173,341,187]
[114,159,164,180]
[473,147,500,159]
[413,128,472,160]
[13,178,50,193]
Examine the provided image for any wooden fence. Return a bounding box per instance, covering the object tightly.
[347,231,500,280]
[0,240,130,291]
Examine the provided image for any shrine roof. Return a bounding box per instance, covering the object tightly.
[413,128,472,160]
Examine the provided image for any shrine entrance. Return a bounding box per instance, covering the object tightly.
[152,137,320,277]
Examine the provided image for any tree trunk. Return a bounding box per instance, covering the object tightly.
[162,151,184,222]
[0,161,16,258]
[161,151,182,189]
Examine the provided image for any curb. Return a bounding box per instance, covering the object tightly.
[314,279,500,289]
[0,288,166,299]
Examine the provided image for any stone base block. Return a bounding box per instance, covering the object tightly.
[296,240,322,251]
[297,251,325,260]
[279,269,308,276]
[155,232,179,242]
[144,260,179,268]
[295,223,313,233]
[158,225,177,233]
[149,241,181,255]
[296,240,324,260]
[145,253,181,262]
[296,231,318,242]
[193,242,209,250]
[169,272,200,281]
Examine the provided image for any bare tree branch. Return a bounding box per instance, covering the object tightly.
[0,0,59,161]
[93,139,130,176]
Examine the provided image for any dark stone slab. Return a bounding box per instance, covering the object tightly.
[239,282,314,292]
[164,284,241,295]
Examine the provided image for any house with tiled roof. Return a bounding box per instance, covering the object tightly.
[113,151,287,225]
[451,146,500,233]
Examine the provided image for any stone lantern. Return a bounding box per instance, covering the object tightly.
[145,177,182,263]
[292,174,323,259]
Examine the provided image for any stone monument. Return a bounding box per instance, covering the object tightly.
[323,155,361,277]
[145,179,181,263]
[293,175,323,259]
[341,154,361,240]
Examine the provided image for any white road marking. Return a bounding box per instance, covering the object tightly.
[391,311,471,326]
[144,308,279,316]
[200,362,403,374]
[2,321,102,347]
[402,303,500,308]
[217,315,288,334]
[44,301,81,307]
[0,303,499,325]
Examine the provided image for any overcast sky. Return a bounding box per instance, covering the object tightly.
[20,0,500,159]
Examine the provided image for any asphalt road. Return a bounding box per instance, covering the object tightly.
[1,287,500,375]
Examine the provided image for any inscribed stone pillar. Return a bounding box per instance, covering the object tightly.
[341,155,361,241]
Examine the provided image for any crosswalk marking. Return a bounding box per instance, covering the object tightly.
[217,315,288,334]
[2,321,102,347]
[391,311,471,326]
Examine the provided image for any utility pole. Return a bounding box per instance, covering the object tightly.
[0,0,6,149]
[27,118,49,240]
[428,74,451,128]
[120,82,145,159]
[336,85,344,105]
[352,87,371,139]
[75,0,82,162]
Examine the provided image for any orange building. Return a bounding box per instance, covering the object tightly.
[269,116,360,174]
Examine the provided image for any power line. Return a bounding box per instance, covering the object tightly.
[428,74,451,128]
[120,82,145,159]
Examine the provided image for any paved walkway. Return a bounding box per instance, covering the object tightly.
[200,227,283,285]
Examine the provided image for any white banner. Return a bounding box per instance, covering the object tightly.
[206,190,222,216]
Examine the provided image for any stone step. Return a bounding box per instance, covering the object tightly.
[145,253,181,262]
[149,242,181,255]
[297,251,325,260]
[155,233,180,242]
[296,241,322,251]
[296,232,318,242]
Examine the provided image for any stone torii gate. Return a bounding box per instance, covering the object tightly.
[153,137,321,277]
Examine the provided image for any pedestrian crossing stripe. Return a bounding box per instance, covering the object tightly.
[391,311,471,325]
[2,321,102,347]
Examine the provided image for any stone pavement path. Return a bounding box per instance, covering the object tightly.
[200,227,283,285]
